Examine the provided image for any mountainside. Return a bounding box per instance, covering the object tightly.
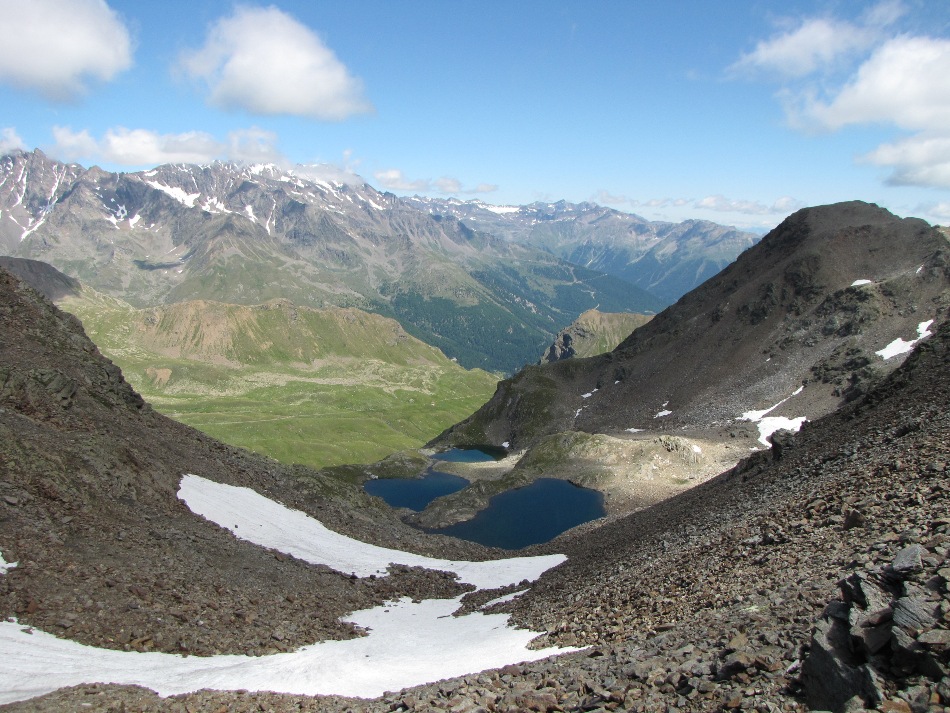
[438,201,950,450]
[404,196,760,303]
[58,286,499,468]
[0,149,663,372]
[539,308,653,363]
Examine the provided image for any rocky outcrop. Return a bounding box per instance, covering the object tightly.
[539,309,653,364]
[802,541,950,712]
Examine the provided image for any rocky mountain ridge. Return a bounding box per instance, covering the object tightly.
[539,308,653,364]
[403,196,761,303]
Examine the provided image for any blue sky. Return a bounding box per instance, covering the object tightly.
[1,1,949,230]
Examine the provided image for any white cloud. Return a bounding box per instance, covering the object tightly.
[864,134,950,189]
[0,128,25,154]
[374,169,430,193]
[180,6,372,121]
[919,201,950,223]
[374,169,496,195]
[0,0,132,101]
[695,195,802,215]
[50,126,283,167]
[731,17,874,79]
[734,3,950,191]
[803,37,950,132]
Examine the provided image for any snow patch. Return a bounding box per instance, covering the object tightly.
[739,386,807,446]
[625,428,644,433]
[0,479,574,705]
[146,181,200,208]
[850,279,872,286]
[0,595,572,704]
[482,204,520,215]
[654,410,672,418]
[177,475,564,590]
[0,553,15,574]
[875,320,934,360]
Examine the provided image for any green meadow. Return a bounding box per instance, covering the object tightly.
[62,293,500,469]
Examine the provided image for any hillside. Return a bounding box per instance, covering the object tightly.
[0,150,664,373]
[539,309,653,363]
[438,202,950,451]
[1,217,948,712]
[55,287,498,468]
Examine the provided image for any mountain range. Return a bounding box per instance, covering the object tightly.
[0,149,755,373]
[403,195,761,303]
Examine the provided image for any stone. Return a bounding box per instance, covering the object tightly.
[891,545,926,576]
[892,595,938,632]
[917,628,950,647]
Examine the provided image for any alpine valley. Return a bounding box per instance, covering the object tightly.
[1,143,950,712]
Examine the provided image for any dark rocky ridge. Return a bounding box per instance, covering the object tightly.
[437,201,950,450]
[0,255,80,301]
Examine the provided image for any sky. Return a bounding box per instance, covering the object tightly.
[1,1,950,231]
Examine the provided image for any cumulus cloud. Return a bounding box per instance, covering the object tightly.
[0,0,132,101]
[731,17,874,79]
[731,1,901,79]
[374,169,496,195]
[733,2,950,190]
[0,128,25,154]
[50,126,284,167]
[180,6,372,120]
[374,169,430,193]
[863,133,950,189]
[802,37,950,132]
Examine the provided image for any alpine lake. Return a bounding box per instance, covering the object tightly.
[363,447,605,550]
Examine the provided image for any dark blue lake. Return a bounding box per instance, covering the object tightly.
[364,470,468,511]
[434,447,504,463]
[428,478,605,550]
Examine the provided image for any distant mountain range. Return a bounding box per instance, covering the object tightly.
[0,149,754,372]
[403,196,761,303]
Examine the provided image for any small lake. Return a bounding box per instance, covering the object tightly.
[428,478,605,550]
[362,448,497,511]
[364,448,605,549]
[363,470,468,512]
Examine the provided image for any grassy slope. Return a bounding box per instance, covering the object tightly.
[60,291,499,469]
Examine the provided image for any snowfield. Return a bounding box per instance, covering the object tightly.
[0,475,573,705]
